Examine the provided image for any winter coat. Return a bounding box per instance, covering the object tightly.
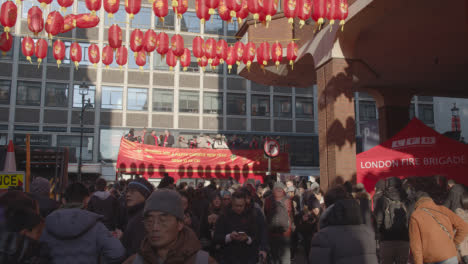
[0,230,52,264]
[444,184,465,212]
[123,226,217,264]
[455,208,468,257]
[264,195,295,237]
[354,192,372,229]
[40,208,125,264]
[87,191,120,231]
[309,199,378,264]
[161,135,175,147]
[410,197,468,264]
[214,207,259,263]
[121,202,146,257]
[144,134,156,146]
[27,193,60,218]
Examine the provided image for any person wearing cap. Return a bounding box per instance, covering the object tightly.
[213,134,229,149]
[27,176,60,218]
[121,177,155,257]
[264,182,295,264]
[123,189,216,264]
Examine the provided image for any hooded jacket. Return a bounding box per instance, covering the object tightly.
[123,226,217,264]
[87,191,121,231]
[310,199,378,264]
[409,197,468,264]
[40,208,125,264]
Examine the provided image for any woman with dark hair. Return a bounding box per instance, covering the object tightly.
[456,192,468,263]
[179,191,200,237]
[200,192,224,257]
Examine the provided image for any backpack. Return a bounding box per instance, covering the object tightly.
[383,197,408,232]
[132,250,209,264]
[265,197,291,233]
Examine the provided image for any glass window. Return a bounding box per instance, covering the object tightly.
[418,104,434,124]
[417,96,434,102]
[156,9,175,30]
[179,90,199,113]
[154,52,169,71]
[227,93,246,115]
[131,7,152,29]
[274,96,291,118]
[409,103,415,119]
[129,51,149,70]
[204,92,223,114]
[127,87,148,111]
[251,94,269,116]
[105,5,127,27]
[359,101,377,121]
[227,18,238,36]
[100,128,127,161]
[73,84,95,108]
[180,11,200,33]
[295,97,313,119]
[0,79,11,104]
[101,86,123,109]
[153,89,173,112]
[17,81,41,106]
[46,40,71,65]
[45,82,69,107]
[204,14,224,35]
[57,135,94,161]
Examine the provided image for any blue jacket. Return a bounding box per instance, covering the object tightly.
[41,208,125,264]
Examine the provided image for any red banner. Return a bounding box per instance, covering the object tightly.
[116,138,290,183]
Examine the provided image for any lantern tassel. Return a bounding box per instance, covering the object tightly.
[74,61,79,70]
[299,20,305,29]
[61,6,67,13]
[230,11,236,18]
[202,67,205,71]
[106,65,109,69]
[130,14,134,20]
[238,18,242,25]
[16,0,21,5]
[289,60,294,70]
[108,13,114,18]
[329,20,335,32]
[1,52,5,56]
[169,66,173,71]
[208,58,212,64]
[228,65,232,73]
[247,61,251,72]
[40,2,46,8]
[183,67,187,71]
[94,63,97,68]
[266,15,271,28]
[37,58,42,68]
[57,60,61,68]
[159,17,164,23]
[172,0,178,7]
[27,56,32,64]
[220,59,224,64]
[318,18,324,31]
[209,8,215,15]
[139,66,143,70]
[236,61,240,66]
[4,29,9,40]
[91,10,96,16]
[340,20,345,31]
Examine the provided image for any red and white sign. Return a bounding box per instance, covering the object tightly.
[264,138,280,158]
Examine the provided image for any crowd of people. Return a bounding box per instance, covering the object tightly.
[124,128,283,150]
[2,174,468,264]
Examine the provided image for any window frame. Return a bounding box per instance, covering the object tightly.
[127,87,148,111]
[101,86,124,110]
[179,90,199,113]
[153,89,174,112]
[203,92,223,114]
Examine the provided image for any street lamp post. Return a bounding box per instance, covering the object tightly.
[78,82,92,182]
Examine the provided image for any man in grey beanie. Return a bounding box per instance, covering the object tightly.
[123,189,216,264]
[27,177,60,218]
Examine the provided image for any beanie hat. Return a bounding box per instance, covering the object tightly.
[273,182,286,190]
[31,177,50,195]
[158,175,175,189]
[128,178,154,199]
[144,189,184,221]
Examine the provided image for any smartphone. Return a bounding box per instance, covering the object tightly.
[238,231,246,235]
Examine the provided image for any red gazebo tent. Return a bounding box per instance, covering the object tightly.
[357,118,468,193]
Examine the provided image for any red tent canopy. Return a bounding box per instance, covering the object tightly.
[357,118,468,193]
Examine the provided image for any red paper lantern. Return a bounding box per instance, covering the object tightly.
[180,48,191,71]
[226,46,236,73]
[226,0,241,18]
[86,0,102,16]
[287,41,298,69]
[156,32,169,56]
[204,38,217,63]
[247,0,261,23]
[108,24,122,49]
[37,0,52,9]
[171,34,184,57]
[258,10,267,25]
[0,32,12,56]
[216,39,228,64]
[0,1,17,39]
[283,0,297,26]
[45,11,64,39]
[125,0,141,20]
[104,0,119,18]
[70,42,82,69]
[271,41,282,69]
[312,0,327,30]
[198,55,208,71]
[165,49,177,70]
[338,0,348,30]
[27,7,44,35]
[234,41,244,65]
[102,45,113,68]
[296,0,311,28]
[262,0,278,27]
[35,38,47,66]
[243,42,255,70]
[196,0,210,25]
[153,0,168,22]
[130,29,144,56]
[210,56,220,70]
[53,40,65,67]
[21,37,35,64]
[61,14,76,33]
[257,41,270,68]
[116,46,128,69]
[192,36,204,61]
[76,13,100,28]
[143,29,157,53]
[88,43,100,66]
[173,0,188,19]
[236,0,248,24]
[205,0,219,15]
[58,0,74,13]
[135,50,146,70]
[218,0,231,22]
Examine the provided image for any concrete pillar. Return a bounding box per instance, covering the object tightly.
[316,58,357,192]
